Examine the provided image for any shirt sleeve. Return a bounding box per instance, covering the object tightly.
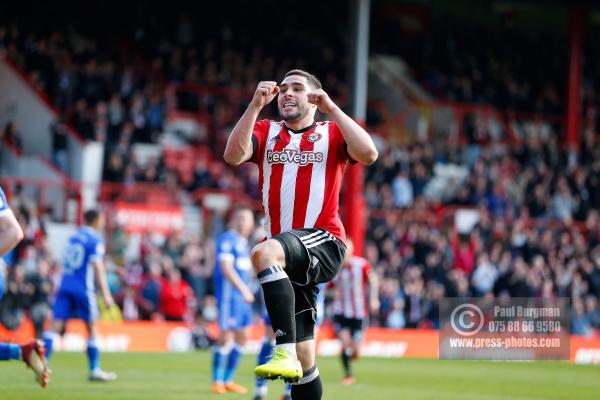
[89,239,106,262]
[0,187,11,216]
[250,120,271,164]
[217,238,235,263]
[329,121,356,164]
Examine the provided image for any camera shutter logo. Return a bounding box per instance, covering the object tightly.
[450,303,484,336]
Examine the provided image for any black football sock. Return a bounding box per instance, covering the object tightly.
[341,348,352,377]
[258,265,296,345]
[291,365,322,400]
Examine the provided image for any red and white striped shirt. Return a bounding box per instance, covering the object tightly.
[331,256,371,319]
[251,119,352,242]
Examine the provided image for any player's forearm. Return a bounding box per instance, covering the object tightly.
[0,214,24,257]
[329,106,378,165]
[223,104,262,166]
[94,263,112,301]
[368,272,380,305]
[221,264,251,295]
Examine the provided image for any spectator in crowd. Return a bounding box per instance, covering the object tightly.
[51,119,69,173]
[471,252,497,296]
[2,122,23,152]
[159,268,193,322]
[26,259,53,338]
[138,261,163,320]
[116,286,140,321]
[0,264,27,330]
[392,170,413,208]
[572,297,593,337]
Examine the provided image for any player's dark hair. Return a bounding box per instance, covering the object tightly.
[284,69,322,90]
[84,209,101,226]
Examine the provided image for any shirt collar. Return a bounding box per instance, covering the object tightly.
[283,121,316,134]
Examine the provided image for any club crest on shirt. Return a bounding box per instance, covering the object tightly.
[306,133,322,142]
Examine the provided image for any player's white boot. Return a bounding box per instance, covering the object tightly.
[89,368,117,382]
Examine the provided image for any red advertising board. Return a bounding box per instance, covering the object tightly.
[1,320,598,364]
[114,202,184,234]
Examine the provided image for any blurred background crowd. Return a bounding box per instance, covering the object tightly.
[1,1,599,338]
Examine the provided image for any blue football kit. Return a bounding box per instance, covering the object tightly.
[213,230,253,331]
[53,226,105,322]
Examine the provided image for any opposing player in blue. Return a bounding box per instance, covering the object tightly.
[43,208,117,381]
[0,185,50,387]
[254,283,326,400]
[211,207,256,394]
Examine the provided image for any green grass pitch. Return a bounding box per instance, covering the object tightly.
[1,352,598,399]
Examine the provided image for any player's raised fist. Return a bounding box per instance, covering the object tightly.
[307,89,336,114]
[251,81,280,108]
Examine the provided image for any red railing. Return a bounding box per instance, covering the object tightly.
[0,177,83,224]
[1,177,590,239]
[99,182,181,205]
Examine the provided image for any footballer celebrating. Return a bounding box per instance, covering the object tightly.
[224,69,377,399]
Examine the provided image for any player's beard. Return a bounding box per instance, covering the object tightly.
[279,103,309,123]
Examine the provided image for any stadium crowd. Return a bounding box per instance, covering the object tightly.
[3,134,600,337]
[0,17,349,176]
[382,11,600,126]
[1,14,600,338]
[416,22,566,114]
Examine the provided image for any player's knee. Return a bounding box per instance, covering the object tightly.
[352,343,361,358]
[86,322,98,338]
[52,320,66,336]
[340,331,352,346]
[219,330,234,346]
[251,240,285,271]
[233,330,248,346]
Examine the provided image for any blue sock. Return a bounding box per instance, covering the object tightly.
[212,345,229,383]
[43,332,54,361]
[256,339,273,388]
[0,343,21,360]
[223,344,242,383]
[87,338,100,371]
[283,383,292,395]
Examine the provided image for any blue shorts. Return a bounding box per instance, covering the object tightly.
[217,298,252,331]
[53,289,98,322]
